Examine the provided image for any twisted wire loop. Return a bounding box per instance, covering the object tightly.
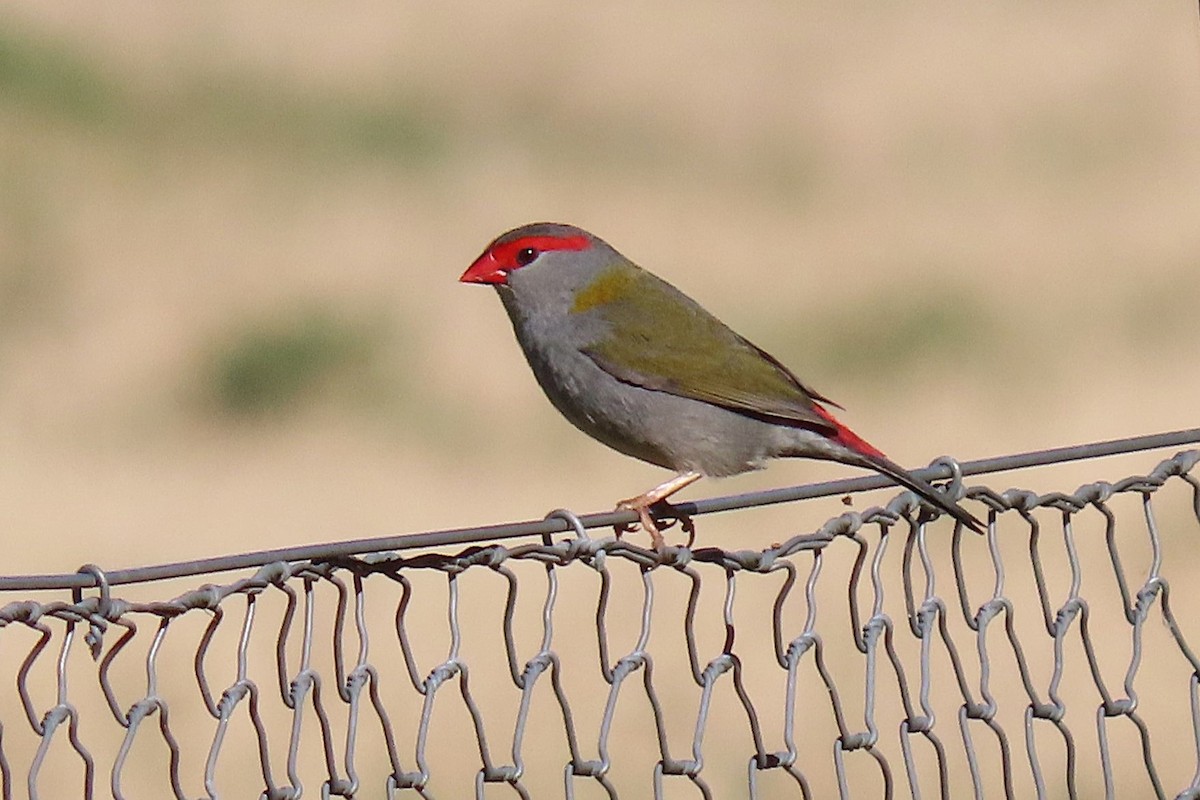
[0,448,1197,798]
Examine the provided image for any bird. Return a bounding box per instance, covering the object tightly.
[460,222,983,549]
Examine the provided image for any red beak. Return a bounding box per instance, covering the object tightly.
[459,252,508,285]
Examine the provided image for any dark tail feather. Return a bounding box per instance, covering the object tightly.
[801,403,982,531]
[856,452,984,533]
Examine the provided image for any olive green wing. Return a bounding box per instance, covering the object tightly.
[575,265,838,430]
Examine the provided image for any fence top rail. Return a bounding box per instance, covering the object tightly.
[3,427,1198,593]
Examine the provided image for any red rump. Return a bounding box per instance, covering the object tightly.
[811,403,888,460]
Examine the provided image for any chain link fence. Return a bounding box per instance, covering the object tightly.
[1,429,1199,799]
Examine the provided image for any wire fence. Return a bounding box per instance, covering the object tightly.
[1,429,1199,799]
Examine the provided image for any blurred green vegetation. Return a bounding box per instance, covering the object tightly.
[0,174,62,336]
[201,306,392,419]
[1010,88,1169,181]
[747,135,826,204]
[164,76,447,166]
[777,281,996,383]
[1118,262,1200,346]
[0,23,119,126]
[0,24,447,167]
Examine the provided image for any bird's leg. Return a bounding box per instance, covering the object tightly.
[615,471,702,550]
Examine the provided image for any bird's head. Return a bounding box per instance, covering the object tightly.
[462,222,643,330]
[460,223,604,287]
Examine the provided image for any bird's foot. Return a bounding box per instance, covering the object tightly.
[614,495,664,550]
[614,471,702,551]
[614,496,695,551]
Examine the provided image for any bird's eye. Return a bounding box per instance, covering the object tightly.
[515,247,539,266]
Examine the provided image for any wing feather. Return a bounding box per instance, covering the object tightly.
[577,265,837,431]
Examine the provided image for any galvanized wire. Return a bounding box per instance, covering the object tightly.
[0,432,1198,798]
[2,427,1197,592]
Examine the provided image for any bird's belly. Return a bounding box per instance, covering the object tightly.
[525,344,775,477]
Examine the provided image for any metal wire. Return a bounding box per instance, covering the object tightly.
[1,427,1197,592]
[0,432,1198,798]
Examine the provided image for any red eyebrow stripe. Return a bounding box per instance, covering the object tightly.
[490,234,590,263]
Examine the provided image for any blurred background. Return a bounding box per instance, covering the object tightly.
[1,2,1198,797]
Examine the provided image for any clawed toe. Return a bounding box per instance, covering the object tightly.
[614,497,663,549]
[613,472,703,551]
[614,498,694,551]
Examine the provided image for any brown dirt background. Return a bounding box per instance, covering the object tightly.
[1,2,1198,797]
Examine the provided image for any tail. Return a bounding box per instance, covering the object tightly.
[809,405,984,532]
[854,450,984,533]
